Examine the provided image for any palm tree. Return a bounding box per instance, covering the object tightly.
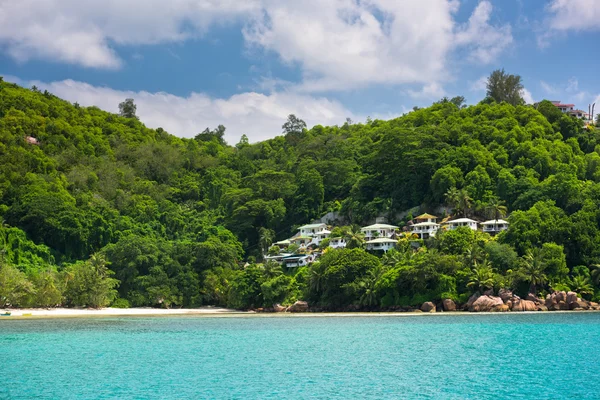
[308,262,327,296]
[262,260,283,279]
[344,225,365,249]
[519,248,547,294]
[570,274,594,297]
[485,197,508,221]
[464,244,484,269]
[258,227,275,257]
[445,187,460,213]
[359,265,384,307]
[456,188,473,217]
[381,248,401,268]
[590,264,600,286]
[467,260,495,293]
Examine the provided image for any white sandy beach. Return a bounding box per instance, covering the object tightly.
[2,306,247,318]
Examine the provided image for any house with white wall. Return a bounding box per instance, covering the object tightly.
[411,213,440,239]
[328,237,346,249]
[481,219,509,235]
[282,253,316,268]
[446,218,478,231]
[361,224,398,241]
[365,238,397,252]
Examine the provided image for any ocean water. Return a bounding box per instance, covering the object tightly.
[1,313,599,399]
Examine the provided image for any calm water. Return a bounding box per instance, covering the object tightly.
[1,313,599,399]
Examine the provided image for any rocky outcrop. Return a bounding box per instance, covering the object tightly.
[566,291,578,305]
[526,293,543,303]
[469,295,503,312]
[498,289,513,304]
[273,304,287,312]
[491,304,510,312]
[569,300,590,310]
[511,299,537,311]
[536,305,548,311]
[421,302,436,313]
[467,293,480,309]
[442,299,456,312]
[287,301,309,312]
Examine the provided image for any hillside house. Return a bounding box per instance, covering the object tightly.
[411,213,440,239]
[481,219,509,235]
[283,254,316,268]
[365,238,397,252]
[274,239,291,250]
[329,237,346,249]
[551,101,575,113]
[289,236,312,249]
[446,218,478,231]
[298,223,328,237]
[361,224,398,241]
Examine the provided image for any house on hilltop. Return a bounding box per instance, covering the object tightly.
[410,213,440,239]
[446,218,478,231]
[361,223,398,241]
[365,237,397,252]
[480,219,509,235]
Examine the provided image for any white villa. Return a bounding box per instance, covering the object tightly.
[366,237,397,252]
[411,213,440,239]
[289,236,312,249]
[274,239,291,250]
[282,254,316,268]
[481,219,509,235]
[446,218,478,231]
[329,237,347,249]
[298,223,328,237]
[361,224,398,241]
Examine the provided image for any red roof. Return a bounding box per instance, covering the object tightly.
[556,103,575,108]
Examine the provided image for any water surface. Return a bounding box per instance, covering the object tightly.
[1,313,599,399]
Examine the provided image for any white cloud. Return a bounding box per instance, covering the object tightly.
[0,1,512,92]
[469,76,488,92]
[5,77,360,143]
[454,1,513,64]
[0,0,259,68]
[546,0,600,31]
[407,82,446,100]
[521,88,534,104]
[540,81,558,94]
[244,0,512,92]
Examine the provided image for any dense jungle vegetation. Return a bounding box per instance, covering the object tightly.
[2,71,600,310]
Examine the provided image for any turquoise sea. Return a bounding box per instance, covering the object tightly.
[1,313,599,399]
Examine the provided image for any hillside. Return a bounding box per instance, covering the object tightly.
[2,77,600,310]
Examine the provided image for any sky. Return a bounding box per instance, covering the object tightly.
[1,0,599,144]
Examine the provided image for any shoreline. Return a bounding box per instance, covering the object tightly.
[1,307,599,320]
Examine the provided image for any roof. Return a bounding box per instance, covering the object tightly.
[415,213,437,220]
[411,221,440,227]
[568,109,589,114]
[481,219,509,225]
[556,103,575,108]
[361,224,399,230]
[298,223,327,230]
[448,218,478,224]
[289,236,312,241]
[275,239,291,245]
[315,229,331,235]
[366,238,398,244]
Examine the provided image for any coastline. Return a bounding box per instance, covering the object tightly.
[1,307,599,320]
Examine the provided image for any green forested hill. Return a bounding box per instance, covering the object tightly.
[2,76,600,310]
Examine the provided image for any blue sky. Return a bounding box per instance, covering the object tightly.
[1,0,599,143]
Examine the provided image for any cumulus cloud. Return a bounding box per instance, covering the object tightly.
[0,0,259,68]
[407,82,446,100]
[4,77,361,143]
[546,0,600,31]
[521,88,534,104]
[469,76,488,92]
[1,0,512,91]
[454,1,513,64]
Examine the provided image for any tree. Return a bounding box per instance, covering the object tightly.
[450,96,467,109]
[344,226,365,249]
[118,98,138,119]
[64,254,119,308]
[518,248,547,294]
[282,114,307,135]
[485,197,508,221]
[486,69,524,106]
[467,260,495,293]
[258,227,275,257]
